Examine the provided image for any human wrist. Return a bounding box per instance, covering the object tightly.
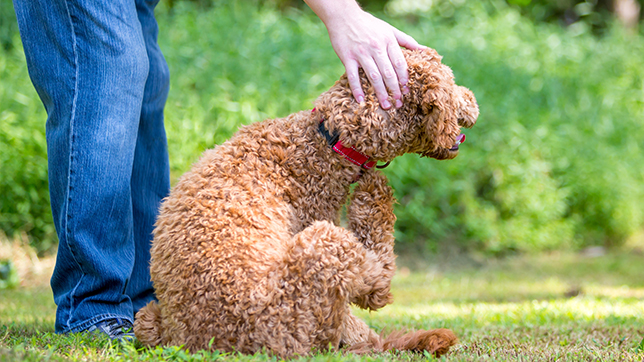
[305,0,363,28]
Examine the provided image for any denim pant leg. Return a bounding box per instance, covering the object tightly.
[127,0,171,313]
[13,0,169,333]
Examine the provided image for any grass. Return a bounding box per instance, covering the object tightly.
[1,251,643,361]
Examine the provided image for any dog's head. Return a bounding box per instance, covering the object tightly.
[314,48,478,162]
[406,48,479,160]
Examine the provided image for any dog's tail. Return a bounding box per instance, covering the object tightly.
[133,301,163,347]
[382,328,457,357]
[348,328,457,357]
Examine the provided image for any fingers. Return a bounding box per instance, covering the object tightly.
[390,27,425,97]
[363,41,406,109]
[361,52,394,109]
[344,58,365,104]
[342,45,395,108]
[389,44,411,97]
[386,42,408,99]
[325,10,425,109]
[356,28,422,109]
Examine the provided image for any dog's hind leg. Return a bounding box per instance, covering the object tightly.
[347,171,396,310]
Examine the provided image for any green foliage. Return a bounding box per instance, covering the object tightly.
[158,1,341,178]
[504,0,642,30]
[0,260,19,289]
[386,1,644,253]
[0,31,55,253]
[0,1,19,51]
[388,0,642,32]
[505,0,612,25]
[1,0,643,254]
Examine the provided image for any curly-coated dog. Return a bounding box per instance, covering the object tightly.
[134,48,479,357]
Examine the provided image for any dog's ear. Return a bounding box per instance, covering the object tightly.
[406,48,478,154]
[455,85,479,129]
[421,84,461,152]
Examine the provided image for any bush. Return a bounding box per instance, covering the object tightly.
[503,0,642,30]
[1,0,643,254]
[0,1,19,51]
[0,30,55,253]
[386,1,644,253]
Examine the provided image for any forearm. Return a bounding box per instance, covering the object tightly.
[303,0,362,28]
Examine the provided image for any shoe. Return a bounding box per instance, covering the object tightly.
[87,318,135,341]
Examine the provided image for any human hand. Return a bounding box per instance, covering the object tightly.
[323,6,426,109]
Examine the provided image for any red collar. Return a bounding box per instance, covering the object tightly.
[313,108,389,171]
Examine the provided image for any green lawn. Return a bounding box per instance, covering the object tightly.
[1,252,642,361]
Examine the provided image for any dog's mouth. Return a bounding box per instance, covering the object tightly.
[449,133,466,151]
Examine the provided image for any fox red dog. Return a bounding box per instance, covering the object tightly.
[134,48,478,357]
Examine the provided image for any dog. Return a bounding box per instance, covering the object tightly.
[134,48,478,358]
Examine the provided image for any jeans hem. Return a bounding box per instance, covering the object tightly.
[61,314,134,334]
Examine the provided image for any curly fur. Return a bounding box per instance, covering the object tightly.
[134,48,478,358]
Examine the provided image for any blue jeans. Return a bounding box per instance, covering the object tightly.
[13,0,170,333]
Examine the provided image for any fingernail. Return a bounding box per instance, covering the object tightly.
[357,95,364,104]
[402,85,410,94]
[382,100,391,109]
[395,99,403,108]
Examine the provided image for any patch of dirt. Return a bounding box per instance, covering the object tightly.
[0,233,55,288]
